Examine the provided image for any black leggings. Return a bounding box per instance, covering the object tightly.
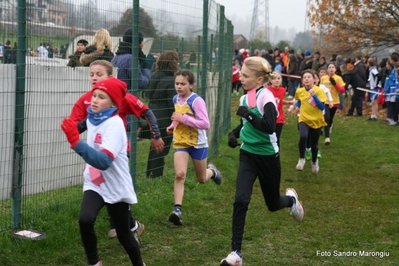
[298,122,321,163]
[231,150,293,252]
[146,127,173,177]
[275,123,283,148]
[79,190,143,266]
[324,106,337,138]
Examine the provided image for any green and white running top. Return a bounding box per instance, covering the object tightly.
[239,88,279,155]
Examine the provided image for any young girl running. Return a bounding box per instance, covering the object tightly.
[304,70,333,160]
[166,70,222,226]
[221,57,304,266]
[232,59,242,96]
[70,60,164,240]
[320,63,345,145]
[61,77,146,266]
[265,70,294,147]
[295,70,327,174]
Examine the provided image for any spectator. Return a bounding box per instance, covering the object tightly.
[353,53,367,83]
[274,56,283,73]
[299,51,313,73]
[341,63,366,117]
[336,55,346,76]
[60,45,67,59]
[319,56,327,69]
[264,49,274,69]
[11,42,17,63]
[67,39,88,67]
[111,28,154,92]
[47,43,54,59]
[37,42,48,58]
[80,28,114,66]
[287,53,299,99]
[188,50,196,71]
[144,51,179,178]
[312,51,321,71]
[296,49,303,71]
[4,40,12,63]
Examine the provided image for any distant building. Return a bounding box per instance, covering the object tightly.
[24,0,66,25]
[233,34,248,50]
[191,28,217,39]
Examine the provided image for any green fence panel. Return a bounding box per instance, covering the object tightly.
[0,0,233,233]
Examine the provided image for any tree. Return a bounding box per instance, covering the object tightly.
[247,29,272,52]
[291,31,315,51]
[308,0,399,55]
[275,40,291,52]
[151,32,179,53]
[110,7,157,38]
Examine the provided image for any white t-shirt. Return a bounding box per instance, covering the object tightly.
[37,45,48,58]
[84,115,137,204]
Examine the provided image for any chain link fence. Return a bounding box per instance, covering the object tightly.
[0,0,233,232]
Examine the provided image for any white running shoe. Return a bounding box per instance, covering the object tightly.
[107,229,117,238]
[311,159,319,174]
[286,188,304,222]
[324,137,330,145]
[220,251,243,266]
[132,221,145,246]
[296,158,305,171]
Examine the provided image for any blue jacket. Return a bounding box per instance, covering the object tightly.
[111,53,151,92]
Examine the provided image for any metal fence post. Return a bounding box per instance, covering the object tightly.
[201,0,209,100]
[11,0,27,230]
[129,0,140,187]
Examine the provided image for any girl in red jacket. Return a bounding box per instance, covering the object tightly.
[265,70,294,147]
[232,59,242,96]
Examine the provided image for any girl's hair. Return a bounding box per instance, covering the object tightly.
[327,62,336,69]
[271,70,282,79]
[301,69,316,79]
[174,70,196,85]
[379,58,388,68]
[92,28,112,51]
[319,56,326,62]
[318,67,327,74]
[156,51,179,74]
[243,56,273,82]
[89,60,113,76]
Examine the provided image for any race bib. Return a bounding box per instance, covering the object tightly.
[89,166,105,186]
[308,95,316,107]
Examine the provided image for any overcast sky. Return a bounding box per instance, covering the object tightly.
[215,0,308,34]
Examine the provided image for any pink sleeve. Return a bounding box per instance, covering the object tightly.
[180,98,210,130]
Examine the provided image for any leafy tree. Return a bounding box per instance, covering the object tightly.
[275,40,291,52]
[151,32,179,53]
[308,0,399,55]
[247,39,272,53]
[110,7,157,38]
[291,31,315,51]
[247,29,272,52]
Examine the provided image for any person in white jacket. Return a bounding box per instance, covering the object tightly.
[61,77,146,266]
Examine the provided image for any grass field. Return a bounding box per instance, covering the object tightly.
[1,95,398,266]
